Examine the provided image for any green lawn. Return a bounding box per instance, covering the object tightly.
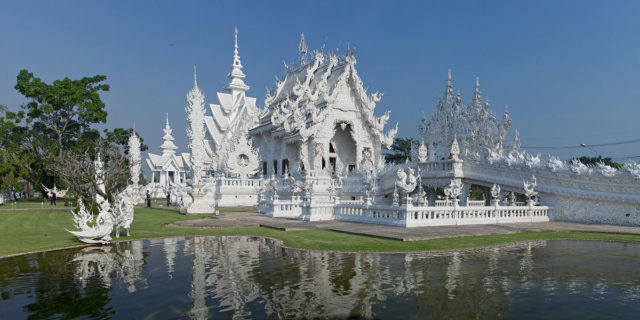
[1,207,640,257]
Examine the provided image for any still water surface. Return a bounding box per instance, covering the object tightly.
[1,237,639,319]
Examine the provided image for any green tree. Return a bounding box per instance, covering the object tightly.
[385,137,416,164]
[575,156,623,169]
[14,69,109,158]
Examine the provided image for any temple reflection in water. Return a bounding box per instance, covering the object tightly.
[1,237,639,319]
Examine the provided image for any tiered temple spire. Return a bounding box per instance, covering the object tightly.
[224,27,250,94]
[160,113,178,155]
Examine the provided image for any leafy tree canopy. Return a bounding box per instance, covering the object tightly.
[385,137,416,164]
[14,69,109,157]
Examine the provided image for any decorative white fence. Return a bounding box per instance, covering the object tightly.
[333,203,550,227]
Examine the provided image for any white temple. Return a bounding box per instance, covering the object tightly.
[146,114,187,194]
[144,30,640,227]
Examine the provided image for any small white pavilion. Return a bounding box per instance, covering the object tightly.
[146,114,187,193]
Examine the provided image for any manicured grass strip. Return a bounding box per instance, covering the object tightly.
[1,207,640,257]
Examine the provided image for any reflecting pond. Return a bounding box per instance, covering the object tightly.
[1,237,639,319]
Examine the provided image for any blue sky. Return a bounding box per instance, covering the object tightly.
[1,0,639,160]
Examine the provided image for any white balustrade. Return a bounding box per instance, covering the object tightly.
[332,203,550,227]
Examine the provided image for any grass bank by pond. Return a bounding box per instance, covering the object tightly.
[1,207,640,257]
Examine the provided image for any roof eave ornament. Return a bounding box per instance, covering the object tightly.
[299,32,308,64]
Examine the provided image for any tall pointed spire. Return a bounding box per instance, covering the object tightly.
[224,27,250,94]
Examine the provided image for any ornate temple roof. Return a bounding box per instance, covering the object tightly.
[418,70,514,160]
[253,34,397,147]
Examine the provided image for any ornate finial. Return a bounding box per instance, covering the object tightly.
[225,28,249,93]
[299,32,308,56]
[444,69,455,101]
[475,76,480,91]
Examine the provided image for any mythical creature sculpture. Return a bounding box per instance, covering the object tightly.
[327,175,343,200]
[546,156,564,172]
[525,153,542,169]
[112,185,140,238]
[523,175,538,200]
[596,162,617,177]
[570,159,591,175]
[42,184,68,198]
[444,180,464,200]
[491,183,501,200]
[67,200,115,244]
[395,167,417,194]
[625,162,640,179]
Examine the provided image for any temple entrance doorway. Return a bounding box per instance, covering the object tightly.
[329,123,357,174]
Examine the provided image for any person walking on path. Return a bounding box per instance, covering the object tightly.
[146,191,151,208]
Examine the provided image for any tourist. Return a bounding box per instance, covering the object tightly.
[50,191,57,208]
[146,191,151,208]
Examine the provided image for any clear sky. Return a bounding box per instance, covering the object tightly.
[1,0,639,161]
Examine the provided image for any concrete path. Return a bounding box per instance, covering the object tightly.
[169,212,640,241]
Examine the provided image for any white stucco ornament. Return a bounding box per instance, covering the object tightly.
[626,162,640,179]
[491,183,501,199]
[418,141,428,163]
[525,153,542,169]
[450,138,460,160]
[128,128,141,186]
[570,159,590,175]
[395,167,417,194]
[546,156,564,172]
[186,67,207,185]
[523,175,538,200]
[444,180,463,200]
[223,135,260,178]
[596,162,617,177]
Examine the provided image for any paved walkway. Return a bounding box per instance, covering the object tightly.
[168,212,640,241]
